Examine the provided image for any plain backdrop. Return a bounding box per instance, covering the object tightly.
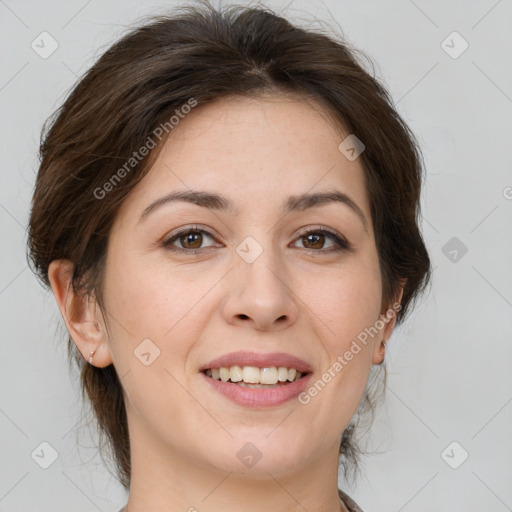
[1,0,511,511]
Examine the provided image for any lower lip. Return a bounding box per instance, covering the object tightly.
[200,372,312,408]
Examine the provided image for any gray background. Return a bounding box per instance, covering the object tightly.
[1,0,511,511]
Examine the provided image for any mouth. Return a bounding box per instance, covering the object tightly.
[200,366,313,408]
[201,365,310,388]
[198,351,313,407]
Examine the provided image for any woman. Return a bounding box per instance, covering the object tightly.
[27,2,431,510]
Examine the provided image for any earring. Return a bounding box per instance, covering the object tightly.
[89,349,96,364]
[379,340,387,365]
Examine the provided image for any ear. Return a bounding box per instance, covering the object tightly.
[371,280,406,365]
[48,259,113,368]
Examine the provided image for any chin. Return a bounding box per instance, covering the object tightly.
[200,436,310,476]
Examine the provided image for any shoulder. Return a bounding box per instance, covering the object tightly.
[339,488,365,512]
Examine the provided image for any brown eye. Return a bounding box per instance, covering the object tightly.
[178,231,203,249]
[301,232,326,250]
[162,226,218,253]
[293,228,351,253]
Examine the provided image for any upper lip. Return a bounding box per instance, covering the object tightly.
[199,351,313,374]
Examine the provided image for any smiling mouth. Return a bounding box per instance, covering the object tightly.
[202,366,310,388]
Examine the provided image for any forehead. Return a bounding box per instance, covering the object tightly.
[118,93,371,228]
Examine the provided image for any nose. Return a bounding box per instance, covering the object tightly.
[221,243,299,332]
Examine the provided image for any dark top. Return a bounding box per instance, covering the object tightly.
[339,488,364,512]
[116,490,363,511]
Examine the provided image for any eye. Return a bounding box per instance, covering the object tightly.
[161,225,352,255]
[162,225,219,254]
[291,227,352,253]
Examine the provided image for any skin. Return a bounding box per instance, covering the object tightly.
[49,93,404,512]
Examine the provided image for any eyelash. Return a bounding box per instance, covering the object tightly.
[161,224,352,255]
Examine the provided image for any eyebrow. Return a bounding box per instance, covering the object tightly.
[138,189,368,232]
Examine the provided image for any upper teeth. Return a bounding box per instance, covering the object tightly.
[205,366,303,384]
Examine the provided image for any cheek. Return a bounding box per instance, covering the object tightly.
[101,256,211,432]
[300,261,381,406]
[102,250,221,366]
[104,244,172,330]
[308,261,383,348]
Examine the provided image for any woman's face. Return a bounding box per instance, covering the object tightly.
[99,94,399,479]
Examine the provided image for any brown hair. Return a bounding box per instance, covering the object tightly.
[27,0,432,490]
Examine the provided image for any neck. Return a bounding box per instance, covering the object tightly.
[123,420,345,512]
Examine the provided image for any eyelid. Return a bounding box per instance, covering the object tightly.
[164,224,216,240]
[295,225,342,239]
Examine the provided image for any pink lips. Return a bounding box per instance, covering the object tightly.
[199,351,313,408]
[199,350,313,373]
[201,372,312,408]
